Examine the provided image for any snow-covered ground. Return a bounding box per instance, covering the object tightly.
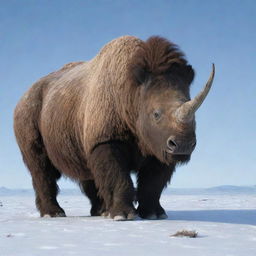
[0,188,256,256]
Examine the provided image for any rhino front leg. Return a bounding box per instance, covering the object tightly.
[137,157,174,219]
[88,141,136,221]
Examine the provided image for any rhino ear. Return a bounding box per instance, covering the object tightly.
[132,65,150,85]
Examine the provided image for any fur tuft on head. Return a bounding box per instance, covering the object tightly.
[130,36,194,85]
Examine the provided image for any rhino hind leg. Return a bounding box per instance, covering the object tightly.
[32,159,65,218]
[137,157,174,220]
[88,142,136,221]
[79,180,106,216]
[27,142,65,217]
[14,123,65,217]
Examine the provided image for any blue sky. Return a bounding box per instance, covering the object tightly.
[0,0,255,189]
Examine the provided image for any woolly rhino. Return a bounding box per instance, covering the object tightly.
[14,36,214,220]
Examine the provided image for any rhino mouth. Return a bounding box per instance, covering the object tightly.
[163,150,191,165]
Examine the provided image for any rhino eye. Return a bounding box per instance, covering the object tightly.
[153,110,162,121]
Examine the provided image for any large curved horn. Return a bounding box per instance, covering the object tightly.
[175,63,215,123]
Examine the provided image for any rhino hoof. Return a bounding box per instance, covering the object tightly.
[43,214,51,218]
[42,212,66,218]
[127,213,137,220]
[113,215,126,221]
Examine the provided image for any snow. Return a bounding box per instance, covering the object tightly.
[0,190,256,256]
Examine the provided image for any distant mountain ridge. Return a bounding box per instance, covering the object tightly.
[206,185,256,193]
[1,185,256,196]
[164,185,256,195]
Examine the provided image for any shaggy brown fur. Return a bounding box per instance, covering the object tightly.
[14,36,197,220]
[130,37,185,76]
